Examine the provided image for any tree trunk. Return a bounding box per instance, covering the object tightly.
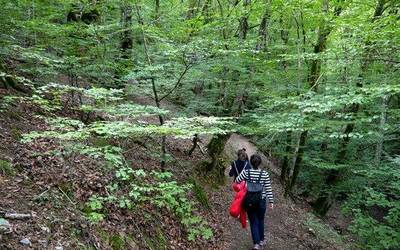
[205,134,230,180]
[238,0,250,40]
[307,0,334,92]
[155,0,160,23]
[188,134,199,156]
[256,2,270,51]
[279,18,291,185]
[285,130,307,196]
[120,1,133,59]
[135,3,167,171]
[151,78,167,171]
[374,95,389,165]
[280,130,292,184]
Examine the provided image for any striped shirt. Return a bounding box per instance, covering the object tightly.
[236,169,274,204]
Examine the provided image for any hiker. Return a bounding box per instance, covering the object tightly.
[228,148,250,179]
[236,154,274,250]
[229,149,250,228]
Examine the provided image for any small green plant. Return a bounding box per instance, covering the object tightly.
[84,196,105,223]
[109,234,125,250]
[144,227,167,249]
[11,128,22,140]
[86,170,214,241]
[190,179,210,209]
[0,159,14,176]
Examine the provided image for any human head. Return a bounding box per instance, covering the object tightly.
[250,154,262,169]
[237,148,248,161]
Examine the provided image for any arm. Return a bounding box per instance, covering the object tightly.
[264,172,274,204]
[245,161,251,170]
[235,168,248,183]
[228,162,235,177]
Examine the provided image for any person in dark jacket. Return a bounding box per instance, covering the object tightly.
[236,154,274,250]
[229,148,250,180]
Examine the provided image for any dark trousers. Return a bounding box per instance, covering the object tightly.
[247,199,267,244]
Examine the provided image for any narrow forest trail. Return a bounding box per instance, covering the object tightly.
[213,134,343,250]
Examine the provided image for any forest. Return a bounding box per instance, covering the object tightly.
[0,0,399,249]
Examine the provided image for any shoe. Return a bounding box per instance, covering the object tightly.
[259,240,266,246]
[252,244,261,250]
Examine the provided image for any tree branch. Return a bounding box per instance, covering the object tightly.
[159,62,192,102]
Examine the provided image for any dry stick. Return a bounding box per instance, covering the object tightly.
[4,213,32,220]
[58,187,76,206]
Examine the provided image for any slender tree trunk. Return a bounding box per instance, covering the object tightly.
[155,0,160,23]
[135,2,167,170]
[256,1,270,51]
[188,134,199,156]
[286,130,307,195]
[238,0,251,40]
[120,1,133,59]
[280,130,292,184]
[374,95,389,165]
[279,17,291,184]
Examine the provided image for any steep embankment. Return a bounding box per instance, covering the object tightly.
[0,89,350,249]
[213,134,349,250]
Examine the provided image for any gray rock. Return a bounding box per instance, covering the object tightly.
[20,238,32,246]
[55,242,63,250]
[55,246,63,250]
[0,218,11,233]
[38,239,48,246]
[40,226,50,233]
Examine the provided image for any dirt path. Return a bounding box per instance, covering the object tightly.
[214,134,343,250]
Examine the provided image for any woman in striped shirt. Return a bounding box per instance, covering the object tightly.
[236,154,274,250]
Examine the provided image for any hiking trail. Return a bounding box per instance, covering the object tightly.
[212,133,344,250]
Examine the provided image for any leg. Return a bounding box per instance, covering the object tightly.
[247,209,260,244]
[258,200,267,241]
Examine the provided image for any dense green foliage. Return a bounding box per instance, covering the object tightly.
[0,0,399,249]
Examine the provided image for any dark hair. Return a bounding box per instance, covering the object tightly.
[237,148,248,161]
[250,154,262,169]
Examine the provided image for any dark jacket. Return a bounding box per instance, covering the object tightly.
[229,160,250,179]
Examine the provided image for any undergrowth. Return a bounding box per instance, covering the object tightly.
[303,213,349,249]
